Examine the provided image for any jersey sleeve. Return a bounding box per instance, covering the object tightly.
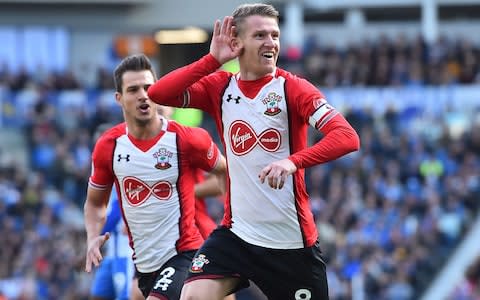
[182,126,220,172]
[147,54,223,115]
[285,74,360,169]
[89,133,115,190]
[187,71,231,116]
[285,75,337,129]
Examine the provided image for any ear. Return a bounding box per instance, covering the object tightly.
[231,37,242,52]
[114,92,122,106]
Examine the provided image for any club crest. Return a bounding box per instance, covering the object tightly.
[190,254,209,273]
[153,148,173,170]
[262,92,282,116]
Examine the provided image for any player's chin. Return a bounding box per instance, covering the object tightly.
[263,65,275,74]
[135,113,154,124]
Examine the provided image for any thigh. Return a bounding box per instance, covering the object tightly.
[254,241,329,300]
[140,251,196,299]
[90,258,115,299]
[181,277,241,300]
[186,227,250,293]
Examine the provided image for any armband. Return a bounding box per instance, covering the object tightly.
[308,101,337,130]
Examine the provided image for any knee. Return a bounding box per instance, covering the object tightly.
[180,286,201,300]
[180,293,201,300]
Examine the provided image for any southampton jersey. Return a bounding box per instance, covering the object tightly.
[192,69,328,249]
[219,73,313,248]
[147,54,360,249]
[89,117,220,272]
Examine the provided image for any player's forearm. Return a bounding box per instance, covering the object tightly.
[84,201,106,243]
[289,115,360,169]
[195,175,223,198]
[148,54,221,106]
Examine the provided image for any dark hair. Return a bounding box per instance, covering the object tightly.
[232,3,279,36]
[113,53,157,93]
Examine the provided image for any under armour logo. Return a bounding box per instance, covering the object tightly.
[226,94,241,104]
[117,154,130,162]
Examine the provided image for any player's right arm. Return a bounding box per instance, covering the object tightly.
[147,17,238,111]
[84,186,111,273]
[83,130,117,273]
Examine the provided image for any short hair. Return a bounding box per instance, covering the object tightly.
[113,53,157,93]
[232,3,279,36]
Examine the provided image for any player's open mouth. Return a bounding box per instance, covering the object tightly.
[139,103,150,112]
[262,52,274,59]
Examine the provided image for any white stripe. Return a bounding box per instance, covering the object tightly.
[317,110,338,130]
[182,90,190,108]
[88,180,109,190]
[308,103,335,128]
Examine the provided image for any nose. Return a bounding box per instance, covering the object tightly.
[264,35,278,49]
[265,35,275,46]
[139,87,149,99]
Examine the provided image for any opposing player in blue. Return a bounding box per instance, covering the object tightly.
[89,191,141,300]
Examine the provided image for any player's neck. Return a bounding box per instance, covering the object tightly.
[238,69,275,81]
[127,117,163,140]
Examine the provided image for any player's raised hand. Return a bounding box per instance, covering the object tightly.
[85,232,110,273]
[210,16,240,64]
[259,159,297,189]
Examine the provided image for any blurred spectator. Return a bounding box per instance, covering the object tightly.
[449,255,480,299]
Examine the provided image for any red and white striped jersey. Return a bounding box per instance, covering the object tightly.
[89,117,220,272]
[188,69,330,249]
[147,54,360,249]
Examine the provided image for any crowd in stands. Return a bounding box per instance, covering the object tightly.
[283,33,480,87]
[0,33,480,300]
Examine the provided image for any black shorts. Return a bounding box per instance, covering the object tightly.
[135,250,196,299]
[186,227,329,300]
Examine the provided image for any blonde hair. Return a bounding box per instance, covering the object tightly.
[232,3,279,36]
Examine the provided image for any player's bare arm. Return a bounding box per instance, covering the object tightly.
[209,155,227,194]
[194,174,222,198]
[84,186,111,272]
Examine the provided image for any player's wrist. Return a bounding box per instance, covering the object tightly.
[287,156,300,171]
[205,53,223,69]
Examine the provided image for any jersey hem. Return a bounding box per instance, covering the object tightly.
[230,228,305,249]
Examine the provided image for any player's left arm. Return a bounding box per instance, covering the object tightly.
[195,165,227,198]
[195,156,227,198]
[187,127,227,196]
[288,100,360,169]
[259,77,360,189]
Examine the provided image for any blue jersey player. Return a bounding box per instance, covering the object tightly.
[89,192,134,300]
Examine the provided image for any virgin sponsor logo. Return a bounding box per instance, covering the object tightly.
[123,176,172,206]
[228,120,281,155]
